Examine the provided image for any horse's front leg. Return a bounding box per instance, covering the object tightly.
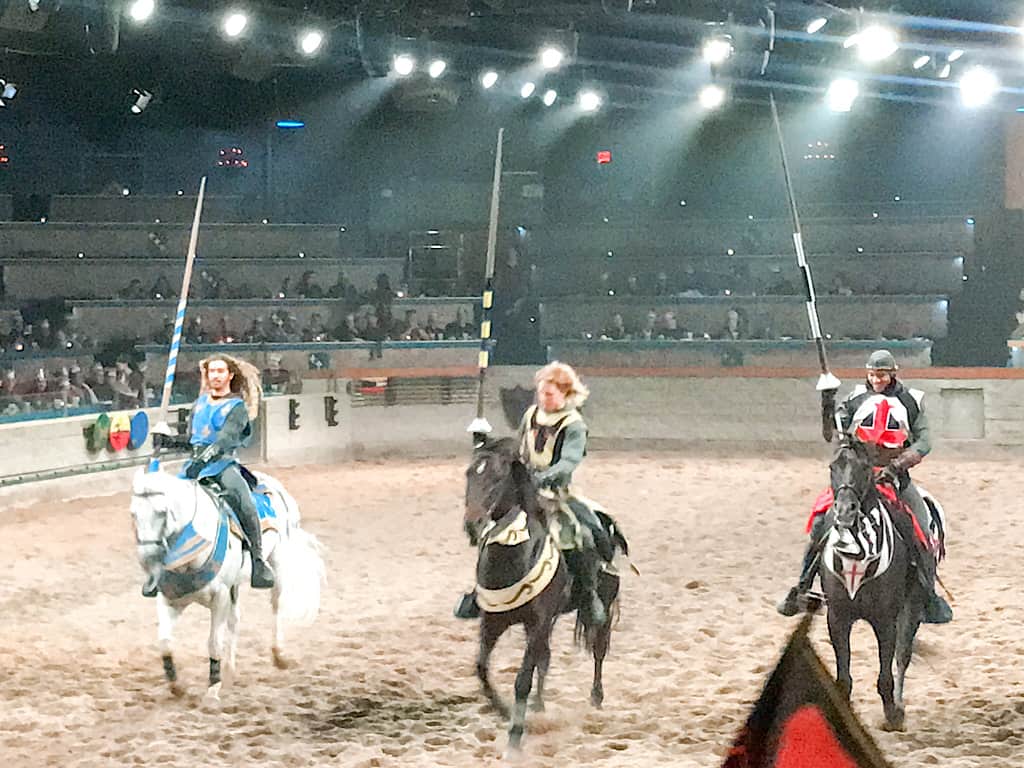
[508,626,546,752]
[871,618,902,731]
[205,586,231,702]
[826,608,853,700]
[477,617,509,720]
[590,620,611,708]
[156,595,185,697]
[226,584,241,674]
[531,620,553,712]
[892,602,922,730]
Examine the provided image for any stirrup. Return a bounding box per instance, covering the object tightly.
[250,559,275,589]
[142,574,159,598]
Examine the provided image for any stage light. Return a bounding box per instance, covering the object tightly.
[223,11,247,38]
[938,63,951,79]
[128,0,154,23]
[540,46,564,69]
[854,25,898,63]
[0,80,17,103]
[959,66,999,108]
[393,54,415,76]
[825,78,859,112]
[806,17,827,34]
[947,49,964,62]
[578,89,601,112]
[299,30,323,56]
[129,88,152,114]
[702,35,733,65]
[542,89,557,106]
[698,84,725,110]
[912,55,930,70]
[520,81,535,99]
[428,59,447,78]
[480,70,498,89]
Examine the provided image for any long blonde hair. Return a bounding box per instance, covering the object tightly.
[200,354,262,419]
[534,360,589,409]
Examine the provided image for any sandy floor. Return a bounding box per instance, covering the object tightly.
[2,452,1023,767]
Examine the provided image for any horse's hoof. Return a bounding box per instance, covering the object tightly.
[169,682,187,699]
[272,647,293,669]
[882,709,906,732]
[203,683,222,707]
[590,694,604,709]
[529,697,545,713]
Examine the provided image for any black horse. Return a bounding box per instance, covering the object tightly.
[463,437,623,751]
[819,438,926,731]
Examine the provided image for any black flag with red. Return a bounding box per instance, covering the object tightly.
[723,615,891,768]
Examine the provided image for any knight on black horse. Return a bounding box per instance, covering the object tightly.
[455,361,620,627]
[777,349,952,625]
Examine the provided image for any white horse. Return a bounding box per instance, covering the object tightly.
[130,467,325,701]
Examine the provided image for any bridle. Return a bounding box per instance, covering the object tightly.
[133,481,200,550]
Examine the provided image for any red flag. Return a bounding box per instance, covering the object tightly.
[722,615,891,768]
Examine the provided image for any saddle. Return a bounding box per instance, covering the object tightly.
[807,485,930,547]
[197,476,280,542]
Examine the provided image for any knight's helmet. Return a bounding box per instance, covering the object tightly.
[865,349,898,372]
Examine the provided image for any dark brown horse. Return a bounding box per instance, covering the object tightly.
[463,437,622,751]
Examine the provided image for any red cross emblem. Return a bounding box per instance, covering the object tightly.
[855,397,908,448]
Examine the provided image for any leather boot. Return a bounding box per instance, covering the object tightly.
[915,548,952,624]
[453,590,480,619]
[234,495,275,589]
[777,539,821,616]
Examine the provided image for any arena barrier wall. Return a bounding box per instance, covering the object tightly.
[3,366,1023,506]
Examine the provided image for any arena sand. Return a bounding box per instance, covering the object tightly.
[2,453,1023,767]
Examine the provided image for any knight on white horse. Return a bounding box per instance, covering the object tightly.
[143,354,274,596]
[131,354,324,699]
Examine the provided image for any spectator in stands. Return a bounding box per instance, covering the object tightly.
[199,269,228,300]
[1,368,18,399]
[326,270,351,300]
[1011,310,1024,341]
[33,318,57,350]
[720,307,749,340]
[602,313,629,340]
[422,312,444,341]
[25,369,51,411]
[368,273,396,322]
[396,309,430,341]
[625,275,641,297]
[362,312,386,343]
[598,271,613,296]
[151,316,173,344]
[151,275,176,300]
[281,313,301,342]
[656,311,680,340]
[263,353,292,394]
[86,362,105,392]
[185,315,208,344]
[119,279,146,300]
[69,364,98,405]
[214,316,237,344]
[147,231,168,257]
[243,316,267,343]
[302,312,330,342]
[654,271,669,296]
[638,310,658,340]
[128,361,149,406]
[444,307,475,340]
[63,317,92,352]
[335,313,362,342]
[296,271,324,299]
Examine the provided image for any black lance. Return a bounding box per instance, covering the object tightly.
[467,128,505,444]
[768,94,841,441]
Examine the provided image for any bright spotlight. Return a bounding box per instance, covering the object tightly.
[520,81,536,99]
[698,84,726,110]
[702,36,733,65]
[947,49,964,62]
[959,66,999,108]
[825,78,859,112]
[938,63,951,79]
[806,17,827,34]
[540,47,564,69]
[128,0,155,23]
[222,11,248,38]
[912,55,930,70]
[299,30,323,56]
[481,70,498,89]
[1,81,17,101]
[542,89,557,106]
[428,59,447,78]
[393,54,415,76]
[856,25,898,62]
[578,90,601,112]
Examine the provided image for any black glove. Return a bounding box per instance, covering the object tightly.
[184,460,204,480]
[876,464,900,487]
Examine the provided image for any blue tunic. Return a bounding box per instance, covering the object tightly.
[180,393,252,480]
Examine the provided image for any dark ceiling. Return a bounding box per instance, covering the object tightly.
[2,0,1024,126]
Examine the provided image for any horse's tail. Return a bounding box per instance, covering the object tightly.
[274,527,326,626]
[574,596,620,653]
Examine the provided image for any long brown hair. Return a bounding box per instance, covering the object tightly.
[200,354,263,419]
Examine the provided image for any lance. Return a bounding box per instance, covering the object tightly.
[148,176,208,471]
[467,128,505,444]
[768,94,841,441]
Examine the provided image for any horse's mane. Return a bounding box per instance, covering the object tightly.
[132,468,187,497]
[474,437,542,518]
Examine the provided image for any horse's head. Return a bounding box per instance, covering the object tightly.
[130,469,178,573]
[829,438,875,530]
[464,437,533,546]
